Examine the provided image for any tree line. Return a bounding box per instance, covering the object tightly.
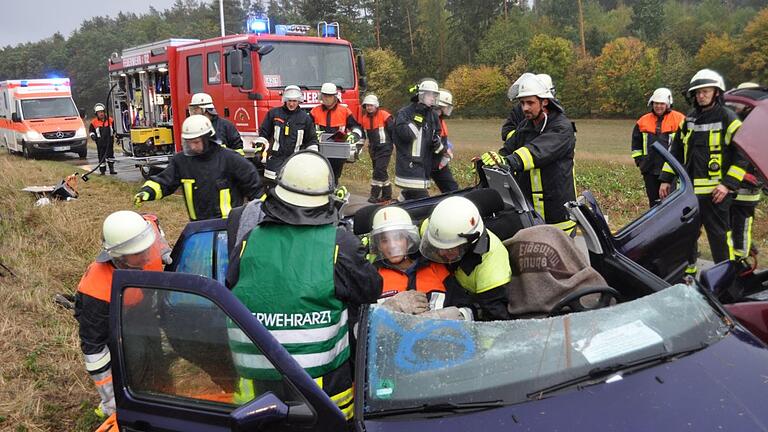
[0,0,766,118]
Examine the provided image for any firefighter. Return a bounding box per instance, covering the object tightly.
[631,88,686,207]
[360,94,394,203]
[659,69,748,270]
[134,115,262,221]
[310,82,364,183]
[188,92,244,153]
[89,103,116,175]
[481,73,578,235]
[729,82,763,259]
[420,196,511,320]
[431,89,459,193]
[501,73,555,143]
[224,150,382,420]
[370,206,451,315]
[75,210,171,418]
[393,79,445,200]
[259,84,319,181]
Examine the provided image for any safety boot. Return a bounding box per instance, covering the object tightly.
[368,185,382,203]
[381,184,392,201]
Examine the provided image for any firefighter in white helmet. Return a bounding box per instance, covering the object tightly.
[501,73,557,143]
[75,210,171,418]
[189,92,244,153]
[659,69,748,272]
[481,73,578,235]
[225,150,382,420]
[420,196,512,320]
[631,87,685,207]
[310,82,364,184]
[393,78,446,200]
[134,115,262,220]
[259,84,319,181]
[361,94,395,202]
[89,103,116,174]
[431,89,459,193]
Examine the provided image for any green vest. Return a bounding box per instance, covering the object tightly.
[229,224,349,380]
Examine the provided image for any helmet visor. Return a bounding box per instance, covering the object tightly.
[182,137,207,156]
[441,105,453,117]
[104,222,156,258]
[419,233,471,264]
[419,91,439,107]
[370,227,420,263]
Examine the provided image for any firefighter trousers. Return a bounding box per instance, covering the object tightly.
[431,164,459,193]
[689,194,735,265]
[330,158,345,184]
[643,173,661,208]
[731,203,756,258]
[369,145,392,185]
[96,140,115,173]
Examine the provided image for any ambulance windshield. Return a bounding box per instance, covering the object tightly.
[259,42,354,90]
[21,97,78,119]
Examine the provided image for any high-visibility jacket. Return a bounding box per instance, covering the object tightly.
[89,117,114,148]
[660,104,747,195]
[631,110,686,175]
[361,109,393,149]
[392,102,444,190]
[259,105,319,179]
[140,143,262,221]
[378,258,449,299]
[210,115,243,152]
[310,103,362,137]
[500,109,577,232]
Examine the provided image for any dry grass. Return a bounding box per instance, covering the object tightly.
[0,117,765,430]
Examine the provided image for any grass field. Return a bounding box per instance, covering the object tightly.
[0,118,765,431]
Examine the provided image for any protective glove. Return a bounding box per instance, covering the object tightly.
[253,137,269,154]
[134,191,150,208]
[420,306,473,321]
[334,185,349,201]
[481,151,506,167]
[89,132,96,141]
[744,173,759,186]
[381,290,429,315]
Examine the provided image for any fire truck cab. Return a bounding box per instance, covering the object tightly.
[108,21,365,178]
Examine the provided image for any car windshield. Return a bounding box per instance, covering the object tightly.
[20,97,78,119]
[259,41,354,89]
[364,284,729,415]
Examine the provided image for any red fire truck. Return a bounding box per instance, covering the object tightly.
[107,21,366,177]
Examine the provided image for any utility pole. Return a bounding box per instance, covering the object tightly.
[219,0,226,37]
[577,0,586,56]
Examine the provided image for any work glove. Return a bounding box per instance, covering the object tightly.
[744,173,759,187]
[334,185,349,201]
[420,306,473,321]
[480,151,506,167]
[134,191,150,208]
[89,132,96,141]
[253,137,269,154]
[381,290,429,315]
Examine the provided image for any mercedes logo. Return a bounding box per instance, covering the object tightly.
[55,131,64,139]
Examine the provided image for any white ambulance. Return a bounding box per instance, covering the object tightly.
[0,78,88,159]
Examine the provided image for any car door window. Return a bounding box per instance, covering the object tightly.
[121,286,301,408]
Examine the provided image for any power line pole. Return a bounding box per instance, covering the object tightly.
[577,0,586,56]
[220,0,226,37]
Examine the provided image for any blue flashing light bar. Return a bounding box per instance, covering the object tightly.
[247,16,270,34]
[318,21,340,38]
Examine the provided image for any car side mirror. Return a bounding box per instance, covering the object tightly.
[11,112,21,122]
[258,44,274,57]
[230,393,314,431]
[78,108,86,119]
[228,48,245,88]
[356,53,367,92]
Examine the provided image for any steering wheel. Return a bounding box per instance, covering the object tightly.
[548,286,622,317]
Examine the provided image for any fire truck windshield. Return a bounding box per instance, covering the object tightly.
[20,97,79,119]
[259,41,354,90]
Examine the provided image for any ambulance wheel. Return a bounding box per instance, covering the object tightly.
[22,142,34,159]
[77,148,88,159]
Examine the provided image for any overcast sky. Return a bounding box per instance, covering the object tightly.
[1,0,179,47]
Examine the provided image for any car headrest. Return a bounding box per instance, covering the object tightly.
[463,188,505,217]
[353,204,383,235]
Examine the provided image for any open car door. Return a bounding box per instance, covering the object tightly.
[108,269,347,431]
[733,97,768,181]
[580,142,700,282]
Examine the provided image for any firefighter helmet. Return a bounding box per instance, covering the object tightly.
[189,92,215,109]
[282,85,303,103]
[102,211,156,258]
[93,103,106,113]
[688,69,726,95]
[438,89,453,107]
[362,94,380,108]
[418,78,440,107]
[181,115,215,139]
[274,151,335,208]
[737,82,760,90]
[507,73,537,101]
[648,87,673,106]
[420,196,484,263]
[516,74,555,99]
[535,73,555,96]
[370,206,420,262]
[321,82,338,95]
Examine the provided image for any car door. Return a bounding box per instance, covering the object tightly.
[581,142,700,282]
[108,269,347,432]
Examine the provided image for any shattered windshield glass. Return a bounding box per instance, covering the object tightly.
[364,284,728,414]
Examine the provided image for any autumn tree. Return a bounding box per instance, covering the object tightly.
[594,37,661,116]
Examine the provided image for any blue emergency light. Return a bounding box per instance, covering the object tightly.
[318,21,340,38]
[247,16,270,34]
